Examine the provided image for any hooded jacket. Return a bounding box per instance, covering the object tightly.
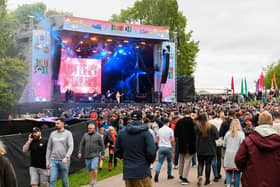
[235,125,280,187]
[114,121,156,179]
[0,155,17,187]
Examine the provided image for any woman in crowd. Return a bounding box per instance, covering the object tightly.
[106,126,118,171]
[223,119,245,187]
[195,113,219,186]
[0,140,18,187]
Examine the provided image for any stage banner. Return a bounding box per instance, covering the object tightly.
[161,42,176,102]
[63,16,169,40]
[31,30,52,102]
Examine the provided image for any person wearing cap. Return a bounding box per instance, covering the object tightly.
[46,117,74,187]
[23,127,48,187]
[154,117,175,183]
[114,110,156,187]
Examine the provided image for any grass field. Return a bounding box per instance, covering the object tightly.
[57,157,122,187]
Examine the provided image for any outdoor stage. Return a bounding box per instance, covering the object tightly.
[20,15,176,105]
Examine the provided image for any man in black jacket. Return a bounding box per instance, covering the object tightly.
[174,109,196,185]
[219,109,235,138]
[115,110,156,187]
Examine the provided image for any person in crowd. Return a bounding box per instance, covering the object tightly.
[78,123,105,187]
[46,117,74,187]
[220,109,236,138]
[106,126,118,171]
[210,111,224,181]
[242,115,255,136]
[100,118,110,134]
[171,115,180,170]
[223,119,245,187]
[273,110,280,134]
[115,110,156,187]
[195,113,219,186]
[154,118,175,182]
[22,127,48,187]
[145,118,157,169]
[98,127,107,170]
[235,111,280,187]
[174,109,196,185]
[0,140,17,187]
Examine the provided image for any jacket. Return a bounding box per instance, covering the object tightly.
[0,155,17,187]
[235,125,280,187]
[114,121,156,179]
[195,124,219,156]
[78,132,105,159]
[174,117,196,154]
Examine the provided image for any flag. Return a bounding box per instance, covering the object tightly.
[271,79,274,90]
[256,79,260,93]
[259,72,264,91]
[273,71,278,90]
[241,78,244,95]
[245,78,248,94]
[231,76,235,95]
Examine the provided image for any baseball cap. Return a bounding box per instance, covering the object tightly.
[131,110,142,120]
[31,127,41,133]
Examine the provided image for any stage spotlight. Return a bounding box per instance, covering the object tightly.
[107,38,112,42]
[118,44,123,47]
[123,40,129,43]
[90,37,97,41]
[62,40,68,44]
[140,41,146,45]
[80,41,84,44]
[92,50,97,53]
[108,51,112,55]
[101,51,107,57]
[118,49,124,54]
[135,46,140,49]
[76,48,81,52]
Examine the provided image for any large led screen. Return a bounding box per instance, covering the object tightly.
[59,57,101,94]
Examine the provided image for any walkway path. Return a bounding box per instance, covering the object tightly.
[82,161,228,187]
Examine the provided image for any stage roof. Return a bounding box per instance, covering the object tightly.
[60,16,170,41]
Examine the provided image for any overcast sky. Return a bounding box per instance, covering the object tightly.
[7,0,280,92]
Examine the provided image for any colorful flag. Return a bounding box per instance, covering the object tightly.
[245,78,248,94]
[259,72,264,91]
[241,78,244,95]
[256,79,259,93]
[231,76,235,95]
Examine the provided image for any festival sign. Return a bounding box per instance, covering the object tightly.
[63,16,169,40]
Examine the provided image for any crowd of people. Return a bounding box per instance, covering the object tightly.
[1,97,280,187]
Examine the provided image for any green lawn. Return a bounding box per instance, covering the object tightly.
[57,157,123,187]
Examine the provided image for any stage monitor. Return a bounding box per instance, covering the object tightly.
[59,57,101,94]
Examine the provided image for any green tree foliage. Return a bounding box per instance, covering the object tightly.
[264,60,280,89]
[0,57,28,112]
[111,0,199,76]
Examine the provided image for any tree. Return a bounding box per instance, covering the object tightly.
[111,0,199,76]
[45,9,73,17]
[263,60,280,89]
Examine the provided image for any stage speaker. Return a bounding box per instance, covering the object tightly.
[52,40,61,80]
[176,76,195,102]
[161,51,170,84]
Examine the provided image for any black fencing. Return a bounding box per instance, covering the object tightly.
[1,121,89,187]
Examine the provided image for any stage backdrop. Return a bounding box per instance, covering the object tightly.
[31,30,52,102]
[59,54,102,94]
[161,42,176,102]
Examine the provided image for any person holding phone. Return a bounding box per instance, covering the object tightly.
[23,127,48,187]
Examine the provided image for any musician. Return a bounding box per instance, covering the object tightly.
[92,89,98,103]
[116,91,124,104]
[106,90,113,103]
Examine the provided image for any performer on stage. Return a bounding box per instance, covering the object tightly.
[106,90,114,103]
[116,91,124,104]
[92,89,99,103]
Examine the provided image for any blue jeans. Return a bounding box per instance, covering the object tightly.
[49,160,71,187]
[156,147,173,176]
[192,152,197,166]
[225,170,240,187]
[212,155,218,177]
